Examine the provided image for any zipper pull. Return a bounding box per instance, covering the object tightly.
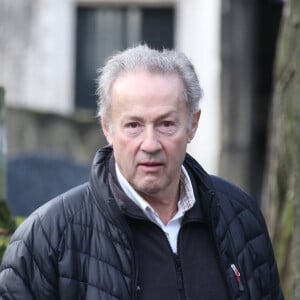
[230,264,244,292]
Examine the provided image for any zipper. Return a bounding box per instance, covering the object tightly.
[230,264,245,292]
[156,222,186,300]
[173,254,186,300]
[146,220,187,300]
[126,217,187,299]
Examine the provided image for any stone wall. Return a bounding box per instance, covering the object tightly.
[7,107,106,165]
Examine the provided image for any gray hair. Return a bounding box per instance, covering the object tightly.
[96,44,203,121]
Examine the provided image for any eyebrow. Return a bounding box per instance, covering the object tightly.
[123,111,178,122]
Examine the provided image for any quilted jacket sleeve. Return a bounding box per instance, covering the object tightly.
[0,211,60,299]
[240,189,284,300]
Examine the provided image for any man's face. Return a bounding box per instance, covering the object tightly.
[102,70,200,202]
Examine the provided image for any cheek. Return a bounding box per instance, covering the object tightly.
[165,137,188,160]
[114,147,138,180]
[114,136,138,162]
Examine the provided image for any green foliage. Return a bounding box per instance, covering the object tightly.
[0,235,10,262]
[0,201,18,262]
[0,216,26,262]
[0,201,16,232]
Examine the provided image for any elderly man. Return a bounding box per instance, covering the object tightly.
[0,45,283,299]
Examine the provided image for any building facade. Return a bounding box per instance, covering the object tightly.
[0,0,221,174]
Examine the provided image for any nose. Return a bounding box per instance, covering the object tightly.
[140,126,162,153]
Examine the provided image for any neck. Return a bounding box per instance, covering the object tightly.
[156,203,178,225]
[141,188,180,225]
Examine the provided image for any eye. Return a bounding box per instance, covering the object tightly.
[157,120,177,134]
[123,122,143,135]
[126,122,139,128]
[162,121,174,127]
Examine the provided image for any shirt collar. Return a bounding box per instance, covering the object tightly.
[115,163,196,220]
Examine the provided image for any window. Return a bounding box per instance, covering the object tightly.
[75,6,174,109]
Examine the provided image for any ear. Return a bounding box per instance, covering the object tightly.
[188,110,201,142]
[101,117,113,145]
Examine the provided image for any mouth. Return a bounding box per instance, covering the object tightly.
[138,161,164,172]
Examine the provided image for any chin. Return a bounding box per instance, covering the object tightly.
[137,184,163,196]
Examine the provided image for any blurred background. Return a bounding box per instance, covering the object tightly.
[0,0,299,298]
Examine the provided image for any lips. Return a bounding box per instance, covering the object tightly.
[138,161,164,171]
[141,161,162,166]
[139,160,164,166]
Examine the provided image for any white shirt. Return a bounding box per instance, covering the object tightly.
[115,164,196,253]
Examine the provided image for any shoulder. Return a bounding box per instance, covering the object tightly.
[209,175,272,249]
[210,175,264,221]
[210,175,253,204]
[8,183,91,254]
[184,155,266,226]
[0,183,93,293]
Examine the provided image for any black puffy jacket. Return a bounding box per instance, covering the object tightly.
[0,146,284,299]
